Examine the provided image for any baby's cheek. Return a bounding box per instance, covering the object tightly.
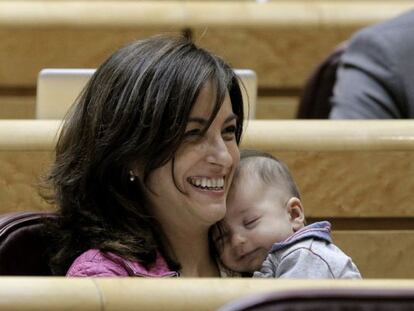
[220,248,232,263]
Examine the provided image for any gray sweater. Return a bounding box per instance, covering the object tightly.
[330,10,414,119]
[253,221,361,279]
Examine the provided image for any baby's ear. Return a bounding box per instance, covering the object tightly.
[286,197,305,232]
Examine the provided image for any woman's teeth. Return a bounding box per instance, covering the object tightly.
[188,177,224,190]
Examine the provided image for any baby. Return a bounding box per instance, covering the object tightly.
[213,150,361,279]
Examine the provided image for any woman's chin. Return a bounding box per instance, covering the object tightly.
[198,202,227,225]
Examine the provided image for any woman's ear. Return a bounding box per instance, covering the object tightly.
[286,197,305,232]
[128,165,145,186]
[130,162,144,179]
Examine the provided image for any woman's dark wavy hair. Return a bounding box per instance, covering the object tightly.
[43,35,244,275]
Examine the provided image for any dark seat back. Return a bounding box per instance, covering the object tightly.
[0,211,56,275]
[217,288,414,311]
[297,42,347,119]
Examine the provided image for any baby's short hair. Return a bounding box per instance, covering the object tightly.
[234,149,301,199]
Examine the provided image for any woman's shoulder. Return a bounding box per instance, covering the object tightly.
[66,249,177,277]
[66,249,130,277]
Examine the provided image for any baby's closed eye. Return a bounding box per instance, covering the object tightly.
[244,216,260,229]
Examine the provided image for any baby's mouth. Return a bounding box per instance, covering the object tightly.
[239,248,260,262]
[187,176,225,191]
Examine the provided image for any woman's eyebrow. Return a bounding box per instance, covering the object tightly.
[225,114,238,123]
[188,113,238,125]
[188,117,207,125]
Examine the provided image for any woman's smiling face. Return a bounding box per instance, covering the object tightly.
[142,81,240,229]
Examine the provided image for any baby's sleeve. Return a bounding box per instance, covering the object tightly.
[253,253,279,278]
[275,248,335,279]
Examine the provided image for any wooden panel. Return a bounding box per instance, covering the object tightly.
[0,24,362,88]
[0,96,35,119]
[4,150,412,218]
[0,120,59,213]
[332,230,414,278]
[194,27,357,88]
[0,28,183,87]
[0,151,53,213]
[277,151,413,218]
[256,96,298,119]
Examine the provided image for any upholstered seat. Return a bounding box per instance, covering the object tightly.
[217,288,414,311]
[297,42,347,119]
[0,211,56,275]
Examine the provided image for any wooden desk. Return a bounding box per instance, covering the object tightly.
[1,278,414,310]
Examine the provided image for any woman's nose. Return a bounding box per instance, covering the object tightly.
[206,136,233,168]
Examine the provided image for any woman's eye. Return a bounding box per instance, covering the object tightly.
[184,129,202,139]
[222,125,237,140]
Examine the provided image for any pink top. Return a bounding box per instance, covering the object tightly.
[66,249,178,277]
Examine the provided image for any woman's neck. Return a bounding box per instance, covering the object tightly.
[163,226,219,277]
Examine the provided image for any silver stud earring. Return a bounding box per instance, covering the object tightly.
[129,170,135,182]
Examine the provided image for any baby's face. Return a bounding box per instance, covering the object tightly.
[214,175,296,273]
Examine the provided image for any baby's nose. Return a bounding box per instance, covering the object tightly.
[231,233,246,247]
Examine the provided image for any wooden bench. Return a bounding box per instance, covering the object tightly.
[1,278,414,310]
[0,1,412,119]
[1,119,414,278]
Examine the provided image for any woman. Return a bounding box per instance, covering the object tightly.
[45,35,244,277]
